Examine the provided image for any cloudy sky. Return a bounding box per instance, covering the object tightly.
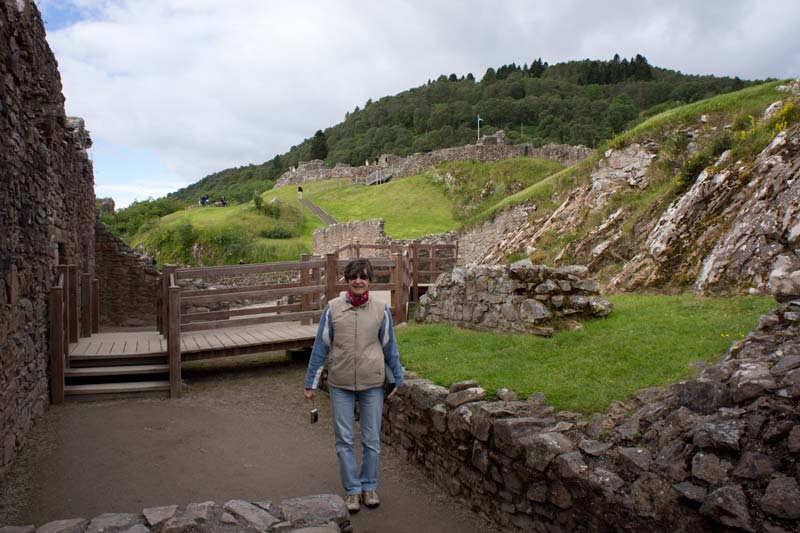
[36,0,799,208]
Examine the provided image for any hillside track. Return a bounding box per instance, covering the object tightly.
[299,198,338,225]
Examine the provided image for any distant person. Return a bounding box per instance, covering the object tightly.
[199,194,208,207]
[303,258,404,513]
[298,186,303,200]
[220,196,227,207]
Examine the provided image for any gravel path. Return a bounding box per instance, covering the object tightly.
[0,352,498,533]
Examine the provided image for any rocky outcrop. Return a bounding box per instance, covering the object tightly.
[0,495,351,533]
[611,124,800,294]
[1,0,96,476]
[462,141,659,266]
[416,260,612,336]
[385,295,800,531]
[456,93,800,297]
[276,135,592,188]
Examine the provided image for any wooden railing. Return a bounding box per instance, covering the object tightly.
[49,264,99,404]
[156,251,411,397]
[332,240,458,301]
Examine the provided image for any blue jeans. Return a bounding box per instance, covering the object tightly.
[329,386,384,495]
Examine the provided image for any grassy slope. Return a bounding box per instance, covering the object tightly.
[264,175,459,239]
[131,203,325,265]
[398,294,775,413]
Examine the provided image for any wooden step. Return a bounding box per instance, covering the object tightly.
[69,354,167,368]
[65,364,169,378]
[65,381,171,395]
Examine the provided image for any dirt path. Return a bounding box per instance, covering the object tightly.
[0,353,498,533]
[298,198,338,225]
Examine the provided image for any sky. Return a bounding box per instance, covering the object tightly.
[34,0,800,208]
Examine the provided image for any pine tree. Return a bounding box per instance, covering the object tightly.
[309,130,328,161]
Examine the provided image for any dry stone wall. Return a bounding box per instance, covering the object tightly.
[276,134,592,188]
[416,260,612,336]
[94,222,159,327]
[385,294,800,532]
[0,1,96,476]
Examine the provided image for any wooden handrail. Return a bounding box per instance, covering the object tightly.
[175,259,326,279]
[81,273,92,337]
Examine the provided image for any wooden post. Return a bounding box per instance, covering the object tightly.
[57,265,70,354]
[300,254,311,324]
[393,253,407,323]
[68,265,78,343]
[354,240,360,258]
[92,278,99,333]
[161,265,176,337]
[325,253,338,304]
[49,282,65,404]
[167,283,181,398]
[454,240,459,265]
[80,273,92,337]
[411,240,420,301]
[311,255,322,315]
[430,245,438,283]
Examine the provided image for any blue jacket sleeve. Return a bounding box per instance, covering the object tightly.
[379,304,404,388]
[304,305,333,389]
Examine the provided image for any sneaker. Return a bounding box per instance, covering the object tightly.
[362,490,380,508]
[345,493,361,513]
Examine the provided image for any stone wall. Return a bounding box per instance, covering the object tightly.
[0,1,96,475]
[0,494,351,532]
[416,260,612,336]
[312,219,389,256]
[276,135,593,188]
[384,296,800,531]
[95,222,160,327]
[457,205,535,265]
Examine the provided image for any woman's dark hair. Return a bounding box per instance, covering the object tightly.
[343,258,373,281]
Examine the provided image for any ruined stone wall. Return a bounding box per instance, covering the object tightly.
[311,219,389,256]
[457,206,534,265]
[276,140,593,188]
[0,1,96,475]
[95,222,160,327]
[385,296,800,531]
[416,261,612,336]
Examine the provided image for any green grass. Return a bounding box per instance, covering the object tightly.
[265,176,459,239]
[428,157,564,221]
[397,294,774,413]
[130,202,325,266]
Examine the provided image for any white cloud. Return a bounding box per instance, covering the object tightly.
[37,0,800,207]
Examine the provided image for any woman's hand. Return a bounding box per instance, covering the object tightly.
[304,388,315,402]
[387,386,400,399]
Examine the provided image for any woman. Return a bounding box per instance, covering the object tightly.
[303,258,404,513]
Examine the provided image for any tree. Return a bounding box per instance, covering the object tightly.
[309,130,328,161]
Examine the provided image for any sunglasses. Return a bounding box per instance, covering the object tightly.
[347,273,369,281]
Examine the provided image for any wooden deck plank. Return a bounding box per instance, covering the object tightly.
[191,333,214,350]
[219,331,246,347]
[231,330,259,346]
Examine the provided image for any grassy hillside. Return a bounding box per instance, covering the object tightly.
[130,201,325,266]
[167,55,754,206]
[469,80,791,228]
[264,174,459,239]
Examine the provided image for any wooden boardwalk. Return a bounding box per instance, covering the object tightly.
[68,322,318,363]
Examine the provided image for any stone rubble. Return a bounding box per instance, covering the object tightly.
[0,496,350,533]
[416,259,612,335]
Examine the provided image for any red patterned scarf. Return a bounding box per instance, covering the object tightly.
[347,290,369,307]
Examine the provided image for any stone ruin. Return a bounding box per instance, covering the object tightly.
[384,270,800,531]
[416,259,613,336]
[275,133,593,188]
